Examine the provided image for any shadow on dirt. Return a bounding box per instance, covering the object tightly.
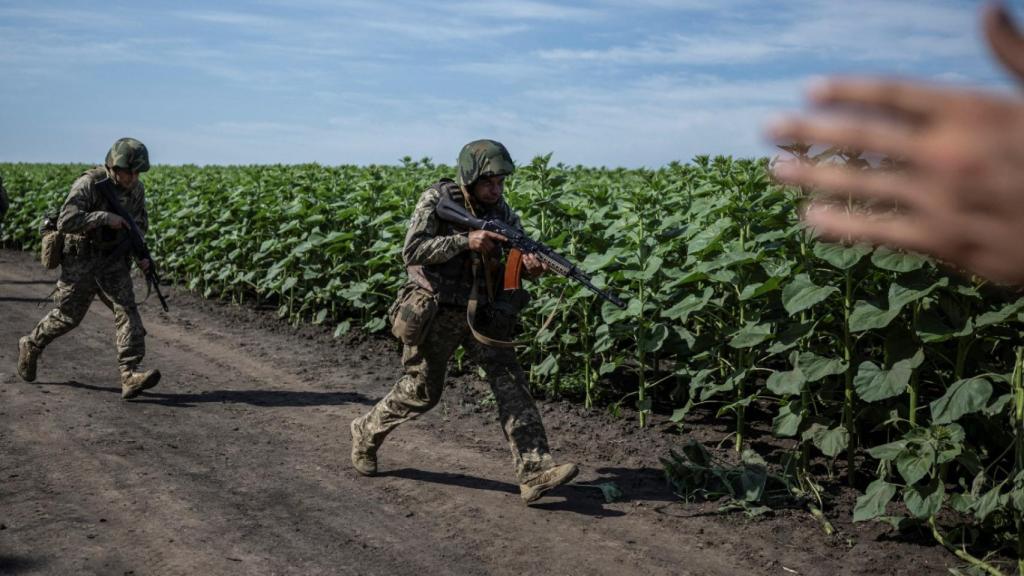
[385,467,641,517]
[0,555,46,575]
[38,380,373,407]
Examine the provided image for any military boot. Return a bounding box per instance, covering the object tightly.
[17,336,41,382]
[350,416,378,476]
[519,463,579,504]
[121,368,161,400]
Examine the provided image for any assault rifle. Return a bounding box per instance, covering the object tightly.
[436,194,627,309]
[97,179,170,312]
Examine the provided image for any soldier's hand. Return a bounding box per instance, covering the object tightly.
[137,258,151,273]
[768,4,1024,286]
[468,230,506,254]
[106,213,128,230]
[522,252,548,279]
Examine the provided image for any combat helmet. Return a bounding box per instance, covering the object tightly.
[105,137,150,173]
[457,139,514,188]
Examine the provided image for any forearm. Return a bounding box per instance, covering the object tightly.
[403,233,470,265]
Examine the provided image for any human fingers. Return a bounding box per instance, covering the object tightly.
[808,78,960,120]
[772,162,928,211]
[482,230,507,243]
[803,204,937,257]
[767,114,919,161]
[984,3,1024,84]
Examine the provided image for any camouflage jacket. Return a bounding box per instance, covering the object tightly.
[0,175,8,218]
[404,178,523,306]
[58,166,149,256]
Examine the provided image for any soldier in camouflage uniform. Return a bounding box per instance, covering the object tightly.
[0,174,9,219]
[350,140,578,504]
[17,138,161,400]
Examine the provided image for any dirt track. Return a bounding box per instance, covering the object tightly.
[0,248,953,575]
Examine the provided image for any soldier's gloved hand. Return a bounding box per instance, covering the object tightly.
[469,230,506,254]
[105,213,129,230]
[522,252,548,279]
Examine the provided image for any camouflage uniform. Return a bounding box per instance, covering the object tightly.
[18,138,160,398]
[0,174,8,218]
[352,141,577,502]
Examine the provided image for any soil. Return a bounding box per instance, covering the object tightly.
[0,248,958,575]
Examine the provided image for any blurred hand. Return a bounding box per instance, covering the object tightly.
[522,252,548,279]
[768,3,1024,286]
[106,213,128,230]
[468,230,506,254]
[137,258,151,273]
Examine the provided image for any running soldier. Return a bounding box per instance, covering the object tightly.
[350,140,578,504]
[17,138,161,399]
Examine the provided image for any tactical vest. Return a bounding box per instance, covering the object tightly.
[407,178,512,306]
[82,167,130,253]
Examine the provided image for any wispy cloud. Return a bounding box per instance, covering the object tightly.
[443,0,604,21]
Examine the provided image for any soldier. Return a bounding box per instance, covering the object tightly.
[0,174,9,219]
[349,139,578,504]
[17,137,161,399]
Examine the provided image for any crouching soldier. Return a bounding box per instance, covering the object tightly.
[349,139,578,504]
[17,137,161,399]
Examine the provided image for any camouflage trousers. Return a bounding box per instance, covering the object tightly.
[355,304,555,482]
[26,253,146,373]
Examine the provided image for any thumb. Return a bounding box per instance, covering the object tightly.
[984,3,1024,85]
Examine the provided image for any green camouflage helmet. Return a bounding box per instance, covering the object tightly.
[457,139,514,188]
[105,137,150,173]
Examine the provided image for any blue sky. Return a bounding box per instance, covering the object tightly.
[0,0,1015,167]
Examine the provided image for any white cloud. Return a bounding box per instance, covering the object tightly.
[443,0,604,21]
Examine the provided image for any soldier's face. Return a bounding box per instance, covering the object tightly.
[471,174,505,206]
[112,168,139,189]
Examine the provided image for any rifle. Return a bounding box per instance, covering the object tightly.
[436,194,627,309]
[97,179,169,312]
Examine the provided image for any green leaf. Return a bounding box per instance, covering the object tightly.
[662,287,714,322]
[766,367,805,396]
[728,322,772,349]
[929,377,993,425]
[871,247,927,272]
[867,440,907,461]
[812,425,849,458]
[888,275,947,310]
[364,316,387,333]
[738,276,781,301]
[766,321,814,355]
[333,320,351,338]
[771,401,802,437]
[896,445,934,486]
[976,296,1024,328]
[974,484,1007,522]
[849,300,902,332]
[797,352,848,383]
[813,241,872,270]
[904,478,944,519]
[854,479,897,522]
[639,323,669,353]
[854,358,914,402]
[782,274,838,316]
[535,354,559,378]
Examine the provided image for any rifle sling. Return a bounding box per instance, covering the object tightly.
[95,180,158,308]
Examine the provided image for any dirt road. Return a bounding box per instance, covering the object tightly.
[0,249,951,575]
